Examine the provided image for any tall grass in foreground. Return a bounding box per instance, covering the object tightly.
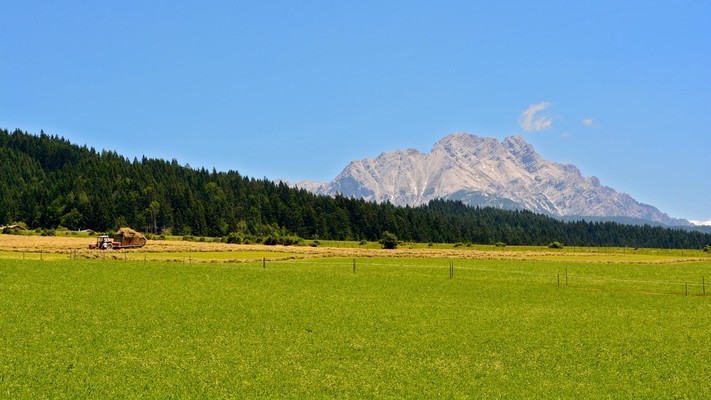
[0,258,709,398]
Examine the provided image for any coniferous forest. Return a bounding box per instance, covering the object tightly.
[1,128,710,249]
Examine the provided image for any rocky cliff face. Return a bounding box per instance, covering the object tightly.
[298,133,689,226]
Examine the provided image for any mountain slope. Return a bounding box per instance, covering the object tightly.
[299,133,689,226]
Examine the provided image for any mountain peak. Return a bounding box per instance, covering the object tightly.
[305,133,689,226]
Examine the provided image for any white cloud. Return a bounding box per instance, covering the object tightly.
[690,218,711,226]
[582,118,594,126]
[519,102,553,132]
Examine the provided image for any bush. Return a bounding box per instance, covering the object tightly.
[495,242,506,248]
[359,239,367,246]
[225,232,243,244]
[262,235,278,246]
[263,234,303,246]
[704,245,711,253]
[379,231,398,250]
[280,235,302,246]
[548,241,564,249]
[454,242,463,248]
[40,229,56,236]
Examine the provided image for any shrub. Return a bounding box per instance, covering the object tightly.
[225,232,243,244]
[704,244,711,253]
[495,242,506,248]
[262,235,278,246]
[454,242,463,248]
[359,239,367,246]
[262,234,303,246]
[279,235,302,246]
[379,231,398,250]
[548,241,564,249]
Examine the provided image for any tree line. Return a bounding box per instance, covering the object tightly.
[1,128,710,249]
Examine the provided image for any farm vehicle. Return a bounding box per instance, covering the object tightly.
[88,228,147,250]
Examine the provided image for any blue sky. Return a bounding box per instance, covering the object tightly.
[2,1,709,223]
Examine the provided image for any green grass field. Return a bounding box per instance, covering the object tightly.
[1,257,709,398]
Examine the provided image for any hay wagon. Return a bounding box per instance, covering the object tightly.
[89,228,147,250]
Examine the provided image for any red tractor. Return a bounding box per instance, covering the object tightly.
[89,235,118,250]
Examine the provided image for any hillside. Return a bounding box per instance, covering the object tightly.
[1,128,710,249]
[300,133,689,226]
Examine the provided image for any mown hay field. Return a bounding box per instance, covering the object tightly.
[1,254,709,398]
[1,234,709,264]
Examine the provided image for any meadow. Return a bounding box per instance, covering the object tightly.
[1,243,709,398]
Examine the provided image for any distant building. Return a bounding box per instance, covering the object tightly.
[1,224,27,231]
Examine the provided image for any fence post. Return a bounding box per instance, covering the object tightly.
[685,282,688,296]
[557,273,560,288]
[703,277,705,295]
[263,257,266,269]
[353,258,356,273]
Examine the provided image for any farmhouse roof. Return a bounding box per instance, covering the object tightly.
[2,224,27,230]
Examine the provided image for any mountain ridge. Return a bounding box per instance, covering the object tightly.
[298,133,690,227]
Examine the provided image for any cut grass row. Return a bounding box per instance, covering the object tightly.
[1,257,709,398]
[3,233,710,258]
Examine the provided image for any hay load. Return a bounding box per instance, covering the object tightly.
[114,227,147,248]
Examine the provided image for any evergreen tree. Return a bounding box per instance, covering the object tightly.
[2,128,711,249]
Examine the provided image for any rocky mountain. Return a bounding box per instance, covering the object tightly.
[298,133,690,226]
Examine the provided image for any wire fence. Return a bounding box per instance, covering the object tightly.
[3,250,709,297]
[276,258,710,297]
